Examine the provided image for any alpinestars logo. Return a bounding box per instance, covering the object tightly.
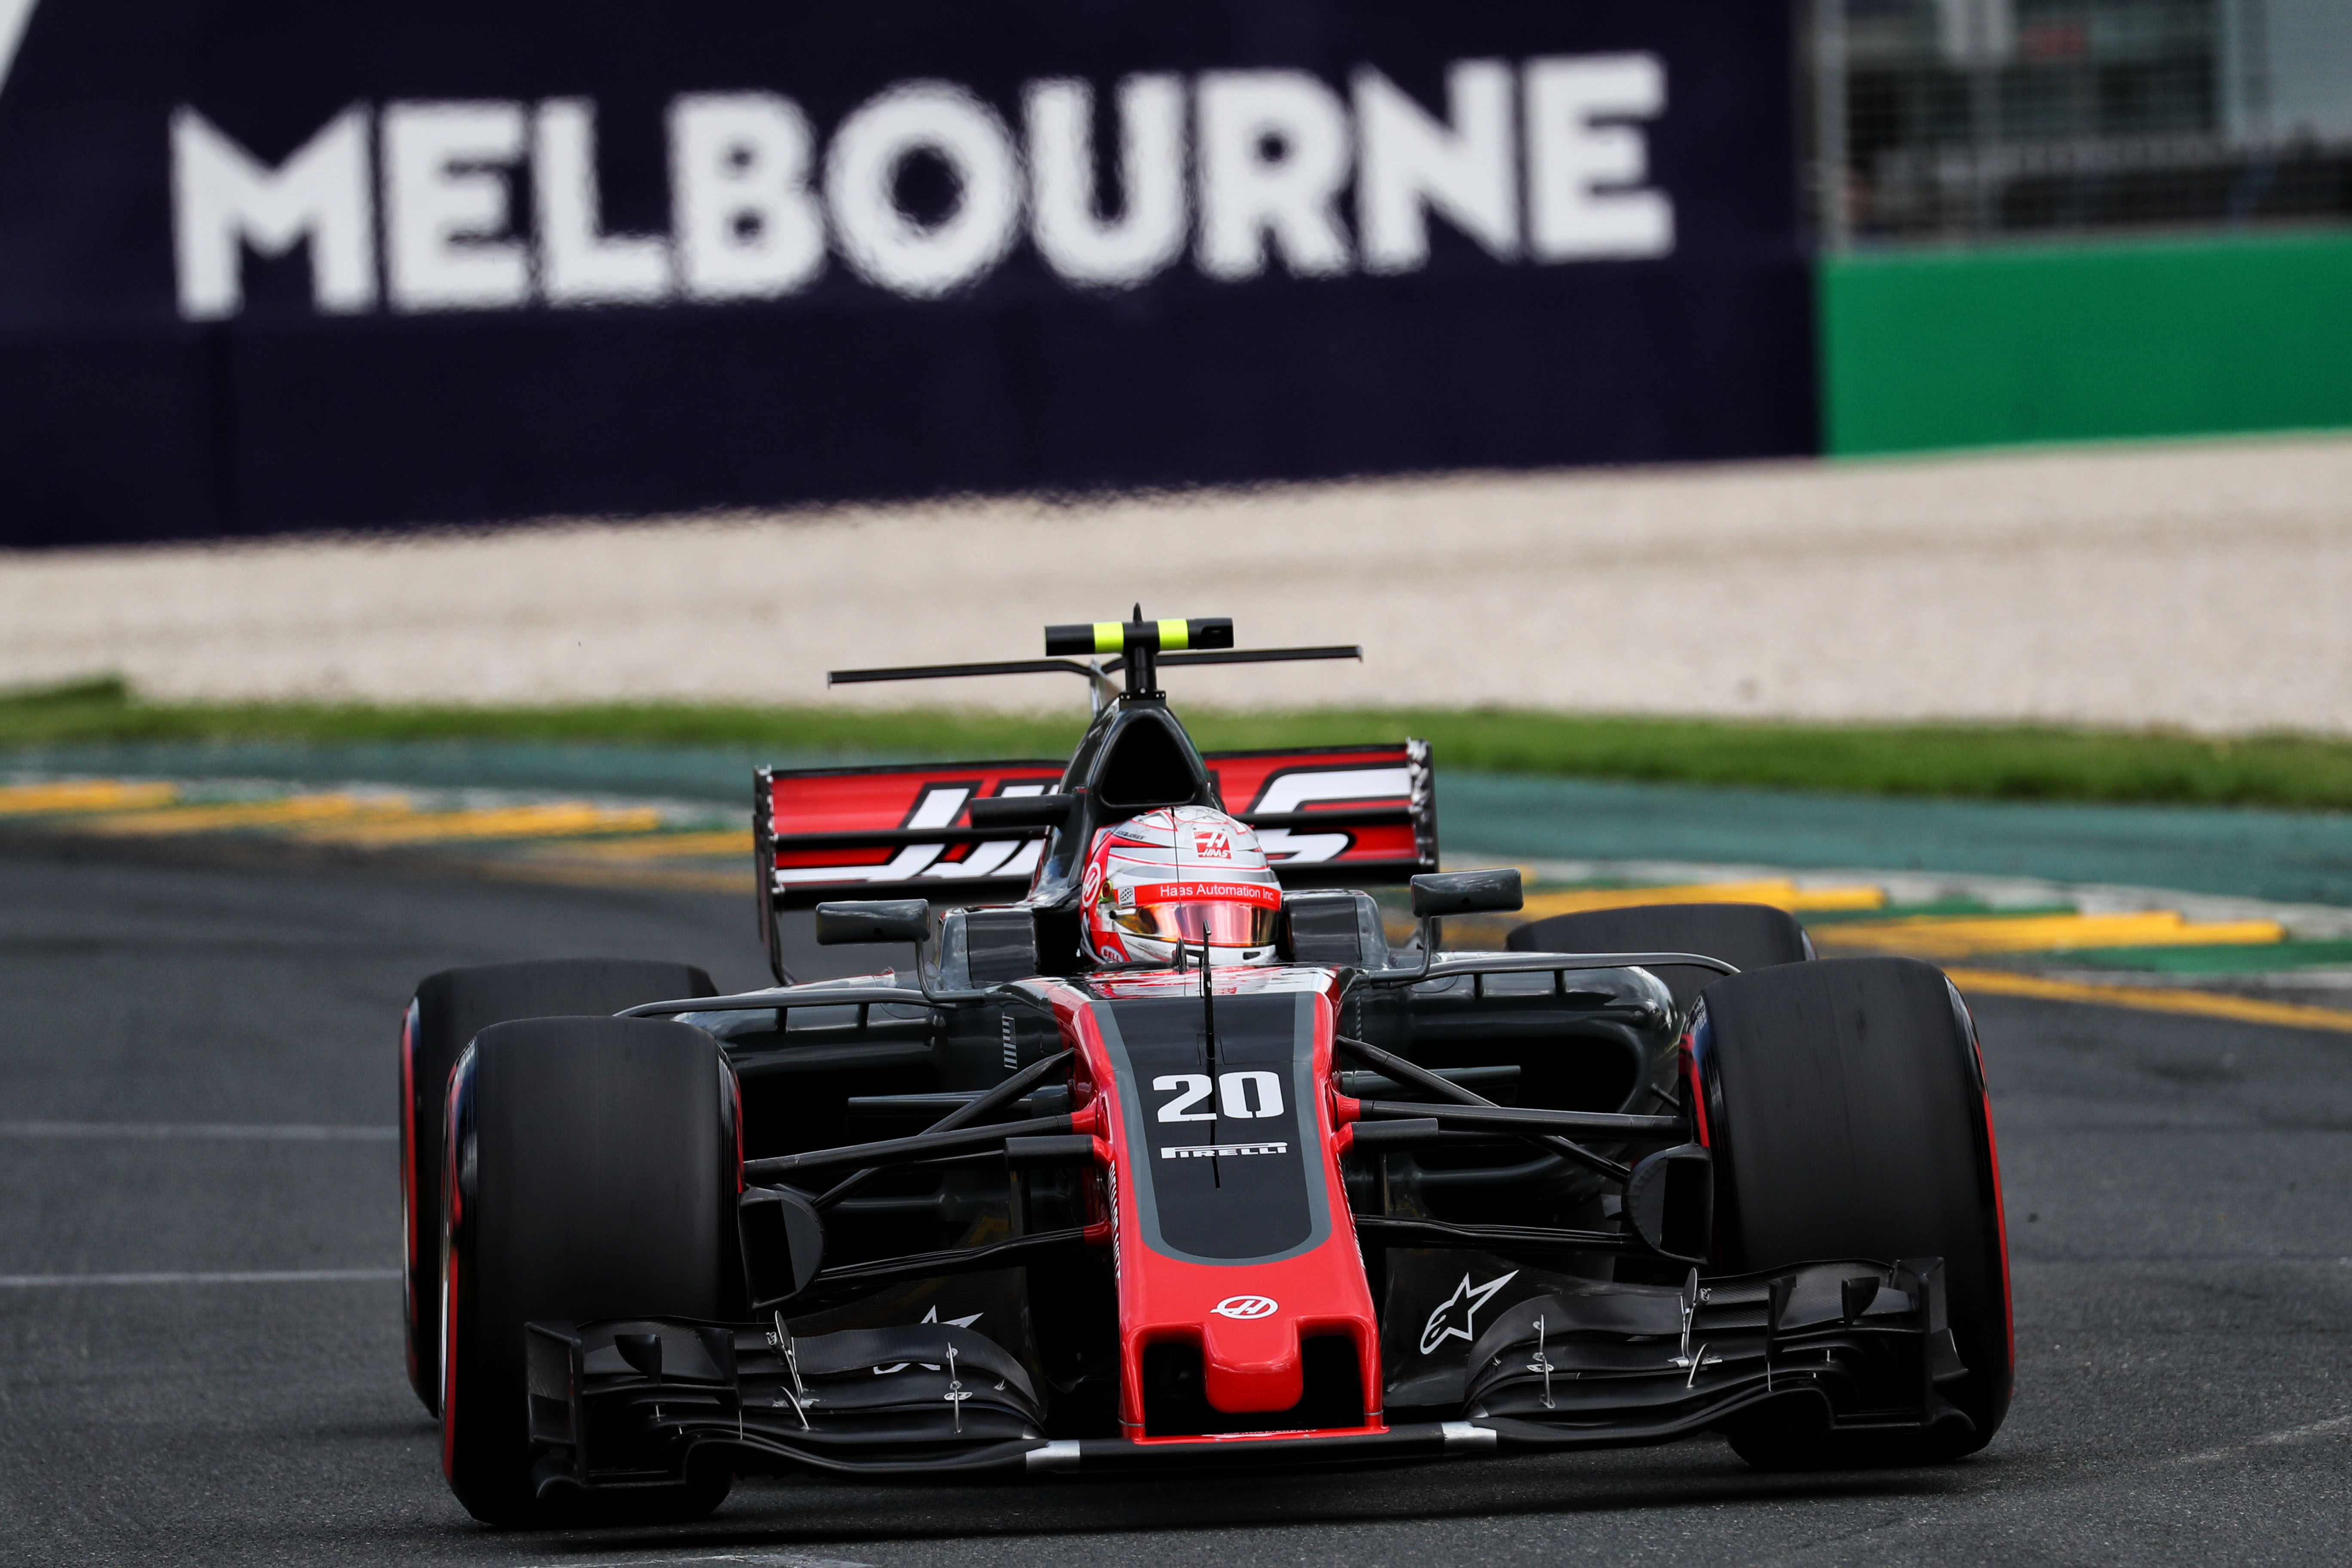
[1419,1269,1519,1356]
[873,1304,983,1374]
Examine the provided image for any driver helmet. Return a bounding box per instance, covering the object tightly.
[1081,805,1283,967]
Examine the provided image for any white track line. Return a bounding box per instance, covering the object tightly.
[0,1121,395,1140]
[524,1556,874,1568]
[2172,1411,2352,1464]
[0,1268,400,1289]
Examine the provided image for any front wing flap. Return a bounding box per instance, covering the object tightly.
[520,1257,1963,1489]
[1460,1258,1972,1447]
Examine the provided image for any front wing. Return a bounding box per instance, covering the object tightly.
[521,1258,1970,1491]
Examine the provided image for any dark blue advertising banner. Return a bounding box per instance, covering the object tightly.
[0,1,1813,546]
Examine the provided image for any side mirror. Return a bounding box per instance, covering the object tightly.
[1409,868,1524,919]
[813,898,929,946]
[967,793,1078,830]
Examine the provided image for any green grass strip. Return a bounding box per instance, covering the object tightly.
[9,677,2352,812]
[0,678,1092,757]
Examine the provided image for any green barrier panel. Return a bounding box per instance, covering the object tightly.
[1821,231,2352,455]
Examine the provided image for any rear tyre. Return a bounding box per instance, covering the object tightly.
[441,1015,737,1525]
[1696,956,2012,1469]
[401,959,714,1414]
[1507,902,1812,1012]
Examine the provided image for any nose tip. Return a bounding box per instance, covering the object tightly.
[1199,1310,1304,1412]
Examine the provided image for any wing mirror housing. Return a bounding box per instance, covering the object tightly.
[813,898,930,946]
[1409,868,1524,919]
[966,793,1078,830]
[1400,869,1525,979]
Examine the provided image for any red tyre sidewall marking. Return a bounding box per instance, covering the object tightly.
[1981,1081,2016,1374]
[1680,1033,1710,1148]
[439,1053,469,1479]
[399,999,421,1390]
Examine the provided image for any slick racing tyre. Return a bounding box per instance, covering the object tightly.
[401,959,714,1415]
[441,1016,738,1525]
[1507,901,1813,1011]
[1696,956,2013,1469]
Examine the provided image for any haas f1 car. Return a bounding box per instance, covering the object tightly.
[398,618,2012,1523]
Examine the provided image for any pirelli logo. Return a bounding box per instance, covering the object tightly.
[1162,1141,1289,1160]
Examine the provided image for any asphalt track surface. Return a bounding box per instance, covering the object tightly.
[3,840,2349,1566]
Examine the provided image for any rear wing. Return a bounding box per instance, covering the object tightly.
[1205,740,1436,891]
[755,739,1435,910]
[756,760,1068,913]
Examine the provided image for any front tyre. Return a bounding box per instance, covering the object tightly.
[1695,956,2012,1468]
[401,959,714,1414]
[441,1016,738,1525]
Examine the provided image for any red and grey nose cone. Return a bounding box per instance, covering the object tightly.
[1201,1296,1306,1412]
[1077,983,1383,1436]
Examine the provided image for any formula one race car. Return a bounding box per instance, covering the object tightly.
[397,616,2012,1524]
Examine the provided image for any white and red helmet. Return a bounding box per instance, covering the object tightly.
[1081,805,1283,967]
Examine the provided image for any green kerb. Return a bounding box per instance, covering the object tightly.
[2056,941,2352,974]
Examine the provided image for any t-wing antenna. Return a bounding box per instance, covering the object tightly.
[829,614,1362,704]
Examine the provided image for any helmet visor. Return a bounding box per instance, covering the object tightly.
[1104,878,1282,950]
[1108,900,1280,949]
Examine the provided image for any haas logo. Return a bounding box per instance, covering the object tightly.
[1191,827,1233,859]
[1212,1295,1278,1320]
